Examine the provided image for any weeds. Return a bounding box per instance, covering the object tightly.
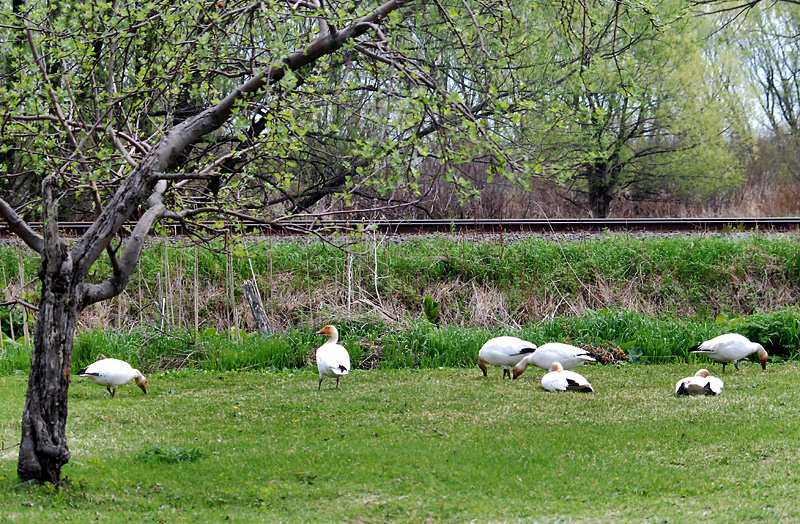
[137,445,204,464]
[2,234,800,373]
[4,309,798,375]
[4,234,800,334]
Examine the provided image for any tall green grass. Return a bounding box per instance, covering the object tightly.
[3,233,800,373]
[3,308,798,375]
[3,234,800,334]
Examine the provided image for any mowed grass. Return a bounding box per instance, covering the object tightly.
[1,363,800,523]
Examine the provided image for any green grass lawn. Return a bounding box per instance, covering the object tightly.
[1,362,799,523]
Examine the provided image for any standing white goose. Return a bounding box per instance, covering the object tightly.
[477,336,537,379]
[690,333,769,372]
[77,358,147,397]
[512,342,596,380]
[675,368,724,396]
[541,362,594,392]
[315,325,351,390]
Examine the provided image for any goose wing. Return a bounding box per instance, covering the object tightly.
[479,336,537,366]
[77,358,135,387]
[317,343,351,376]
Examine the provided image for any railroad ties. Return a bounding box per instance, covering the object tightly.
[2,217,800,237]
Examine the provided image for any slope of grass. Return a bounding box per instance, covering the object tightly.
[4,233,800,336]
[1,363,799,522]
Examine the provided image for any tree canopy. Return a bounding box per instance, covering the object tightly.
[1,0,758,221]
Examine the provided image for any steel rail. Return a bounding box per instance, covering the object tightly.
[1,217,799,237]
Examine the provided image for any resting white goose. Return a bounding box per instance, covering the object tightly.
[315,325,351,390]
[512,342,596,380]
[77,358,147,397]
[690,333,769,372]
[541,362,594,392]
[675,368,723,396]
[477,336,537,379]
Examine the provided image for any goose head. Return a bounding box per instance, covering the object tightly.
[316,325,339,343]
[134,371,148,394]
[550,362,564,373]
[695,369,710,378]
[755,344,769,370]
[477,356,488,375]
[512,355,531,380]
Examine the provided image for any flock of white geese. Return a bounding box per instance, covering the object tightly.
[475,332,768,395]
[76,328,769,397]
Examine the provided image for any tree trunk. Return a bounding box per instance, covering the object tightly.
[589,179,613,218]
[17,247,78,484]
[586,161,614,218]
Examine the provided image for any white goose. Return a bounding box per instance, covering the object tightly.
[690,333,769,372]
[541,362,594,392]
[315,325,351,390]
[675,369,724,396]
[512,342,596,380]
[77,358,147,397]
[477,336,537,379]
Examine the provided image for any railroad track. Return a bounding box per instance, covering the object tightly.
[2,217,800,237]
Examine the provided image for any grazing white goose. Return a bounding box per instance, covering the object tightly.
[541,362,594,392]
[512,342,596,380]
[675,368,724,396]
[477,336,537,379]
[690,333,769,372]
[77,358,147,397]
[315,325,351,390]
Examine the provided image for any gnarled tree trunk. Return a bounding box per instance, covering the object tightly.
[18,232,80,483]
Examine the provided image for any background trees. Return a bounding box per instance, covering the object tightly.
[735,5,800,213]
[4,0,781,223]
[506,0,752,217]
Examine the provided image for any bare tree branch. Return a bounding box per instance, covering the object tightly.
[0,196,44,253]
[79,181,177,307]
[69,0,410,278]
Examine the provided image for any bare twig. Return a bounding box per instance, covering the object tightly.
[1,440,21,452]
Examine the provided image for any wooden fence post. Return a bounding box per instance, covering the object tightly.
[243,279,273,336]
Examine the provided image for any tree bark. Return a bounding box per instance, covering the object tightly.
[587,162,614,218]
[17,245,78,483]
[588,174,613,218]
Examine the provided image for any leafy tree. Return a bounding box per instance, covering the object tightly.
[515,0,751,216]
[735,4,800,203]
[0,0,590,484]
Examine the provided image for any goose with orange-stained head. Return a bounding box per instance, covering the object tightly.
[690,333,769,372]
[540,362,594,392]
[315,325,351,390]
[77,358,147,397]
[675,369,723,396]
[477,336,537,379]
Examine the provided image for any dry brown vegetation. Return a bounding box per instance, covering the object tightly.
[4,230,800,342]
